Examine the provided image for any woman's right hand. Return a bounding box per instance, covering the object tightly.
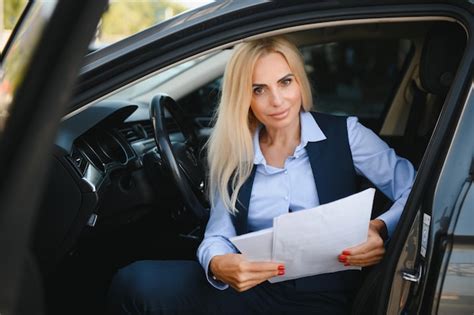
[210,254,284,292]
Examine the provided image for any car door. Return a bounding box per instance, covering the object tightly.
[374,21,474,315]
[436,167,474,314]
[0,1,106,314]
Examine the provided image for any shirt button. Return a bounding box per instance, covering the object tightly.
[284,170,288,174]
[284,196,288,200]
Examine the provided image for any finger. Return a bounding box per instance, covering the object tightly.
[233,267,285,290]
[232,275,267,292]
[343,237,383,256]
[345,238,380,254]
[343,243,371,256]
[231,283,253,292]
[343,227,384,255]
[237,270,281,291]
[242,268,284,284]
[346,254,383,266]
[346,251,385,266]
[231,267,282,285]
[347,257,383,267]
[256,269,284,281]
[234,281,259,292]
[347,249,385,264]
[243,261,284,272]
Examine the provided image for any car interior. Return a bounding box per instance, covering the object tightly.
[32,18,467,314]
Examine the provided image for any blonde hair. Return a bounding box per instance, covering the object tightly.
[207,36,313,215]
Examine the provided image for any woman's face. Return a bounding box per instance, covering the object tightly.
[250,52,302,131]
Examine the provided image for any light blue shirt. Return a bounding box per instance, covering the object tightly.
[197,111,416,289]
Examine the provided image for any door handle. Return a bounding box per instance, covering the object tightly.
[402,265,423,283]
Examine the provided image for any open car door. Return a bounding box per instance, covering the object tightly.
[364,13,474,314]
[0,1,106,314]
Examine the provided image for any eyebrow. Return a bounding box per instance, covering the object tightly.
[252,73,294,88]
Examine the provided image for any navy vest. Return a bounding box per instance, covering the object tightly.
[231,112,361,291]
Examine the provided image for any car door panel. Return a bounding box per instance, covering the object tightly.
[0,1,106,313]
[384,80,474,314]
[437,180,474,314]
[424,85,474,314]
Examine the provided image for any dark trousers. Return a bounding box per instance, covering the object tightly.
[107,260,354,315]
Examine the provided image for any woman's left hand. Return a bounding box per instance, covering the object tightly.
[339,219,387,267]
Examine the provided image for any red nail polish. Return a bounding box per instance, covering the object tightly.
[344,263,350,266]
[343,250,351,255]
[278,270,285,275]
[278,265,285,270]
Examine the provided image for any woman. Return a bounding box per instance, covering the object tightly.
[108,36,415,314]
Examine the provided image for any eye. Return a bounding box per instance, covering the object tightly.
[253,86,264,96]
[281,78,292,86]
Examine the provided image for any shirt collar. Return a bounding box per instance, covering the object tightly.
[299,111,326,147]
[253,124,266,165]
[253,111,326,165]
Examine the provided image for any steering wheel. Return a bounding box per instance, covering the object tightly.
[149,94,209,221]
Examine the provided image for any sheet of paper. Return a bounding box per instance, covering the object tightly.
[269,188,374,283]
[230,228,273,261]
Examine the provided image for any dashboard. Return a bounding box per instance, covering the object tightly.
[34,100,162,273]
[57,101,157,192]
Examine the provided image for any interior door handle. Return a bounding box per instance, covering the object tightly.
[402,265,423,283]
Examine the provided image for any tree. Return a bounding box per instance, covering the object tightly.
[99,0,187,42]
[4,0,27,29]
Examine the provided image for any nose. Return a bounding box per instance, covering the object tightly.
[270,89,283,107]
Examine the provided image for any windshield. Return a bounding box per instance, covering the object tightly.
[108,54,210,101]
[0,0,29,54]
[91,0,214,50]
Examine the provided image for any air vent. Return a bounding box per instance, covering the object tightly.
[70,146,87,175]
[120,126,140,142]
[142,122,154,138]
[119,122,155,142]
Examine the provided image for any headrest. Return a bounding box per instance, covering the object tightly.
[419,22,466,95]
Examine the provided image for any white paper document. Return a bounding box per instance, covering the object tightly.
[230,228,273,261]
[230,188,375,283]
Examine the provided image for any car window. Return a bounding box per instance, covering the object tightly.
[0,2,56,132]
[179,38,413,130]
[109,55,208,101]
[1,0,29,54]
[179,76,222,120]
[91,0,214,50]
[103,34,413,132]
[301,39,413,127]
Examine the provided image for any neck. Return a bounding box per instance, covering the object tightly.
[260,117,301,148]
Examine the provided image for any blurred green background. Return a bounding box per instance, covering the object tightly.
[1,0,212,51]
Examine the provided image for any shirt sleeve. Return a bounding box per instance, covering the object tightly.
[346,116,416,237]
[196,193,238,290]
